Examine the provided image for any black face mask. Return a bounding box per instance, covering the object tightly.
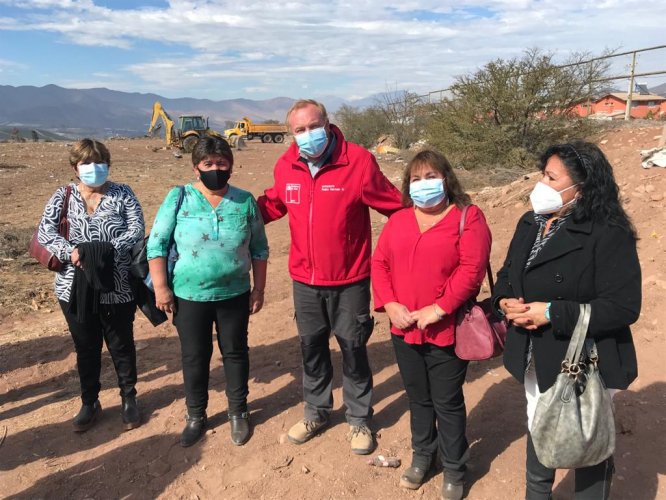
[197,168,231,191]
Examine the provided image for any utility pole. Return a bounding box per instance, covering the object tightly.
[625,51,637,121]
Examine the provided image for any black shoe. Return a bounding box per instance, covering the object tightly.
[73,400,102,433]
[442,480,464,500]
[121,396,141,430]
[229,412,250,446]
[400,466,429,490]
[180,414,207,448]
[399,454,432,490]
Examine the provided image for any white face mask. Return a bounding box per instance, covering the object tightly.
[529,181,578,215]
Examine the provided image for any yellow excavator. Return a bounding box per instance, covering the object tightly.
[147,101,229,152]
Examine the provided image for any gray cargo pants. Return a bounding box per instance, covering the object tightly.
[293,278,374,426]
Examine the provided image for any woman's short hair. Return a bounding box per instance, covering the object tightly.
[401,150,471,208]
[192,136,234,167]
[69,139,111,167]
[539,141,636,237]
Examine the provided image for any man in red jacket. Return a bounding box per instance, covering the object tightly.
[258,99,402,454]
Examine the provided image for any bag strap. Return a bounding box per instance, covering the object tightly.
[563,303,592,369]
[458,204,495,293]
[168,185,185,247]
[59,185,73,238]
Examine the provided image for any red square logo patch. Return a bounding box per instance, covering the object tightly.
[286,183,301,204]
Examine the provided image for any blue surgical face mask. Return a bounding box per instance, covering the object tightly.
[295,127,329,158]
[409,178,446,208]
[78,162,109,187]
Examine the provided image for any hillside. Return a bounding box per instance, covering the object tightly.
[0,125,664,499]
[0,85,391,139]
[0,85,297,137]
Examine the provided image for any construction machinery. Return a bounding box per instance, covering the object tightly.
[147,101,227,152]
[224,117,288,143]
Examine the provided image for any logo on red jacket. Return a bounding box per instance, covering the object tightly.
[286,183,301,204]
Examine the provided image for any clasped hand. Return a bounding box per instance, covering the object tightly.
[500,297,549,330]
[385,302,443,330]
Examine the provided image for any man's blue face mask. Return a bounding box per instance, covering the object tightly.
[295,127,328,158]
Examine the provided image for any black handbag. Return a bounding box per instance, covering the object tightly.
[130,185,184,283]
[131,186,184,326]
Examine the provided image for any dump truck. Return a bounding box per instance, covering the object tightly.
[224,117,288,143]
[147,101,228,152]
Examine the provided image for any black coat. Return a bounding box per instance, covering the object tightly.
[492,212,641,392]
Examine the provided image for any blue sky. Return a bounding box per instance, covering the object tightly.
[0,0,664,101]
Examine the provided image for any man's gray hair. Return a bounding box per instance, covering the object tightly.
[285,99,329,126]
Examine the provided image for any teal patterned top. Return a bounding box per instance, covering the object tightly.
[146,184,269,302]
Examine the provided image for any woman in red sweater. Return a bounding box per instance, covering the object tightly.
[371,150,491,500]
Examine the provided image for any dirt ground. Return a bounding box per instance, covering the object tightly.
[0,127,664,500]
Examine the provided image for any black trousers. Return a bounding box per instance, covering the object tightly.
[526,433,614,500]
[60,300,137,405]
[173,293,250,418]
[292,279,374,426]
[392,334,469,484]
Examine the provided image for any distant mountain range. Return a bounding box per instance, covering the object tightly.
[647,82,666,96]
[0,84,384,139]
[2,82,664,140]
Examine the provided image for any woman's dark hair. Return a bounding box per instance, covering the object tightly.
[539,140,636,237]
[192,136,233,167]
[401,150,471,208]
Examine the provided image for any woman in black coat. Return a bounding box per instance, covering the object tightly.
[492,141,640,500]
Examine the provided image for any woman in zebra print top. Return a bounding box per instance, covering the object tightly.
[37,138,145,433]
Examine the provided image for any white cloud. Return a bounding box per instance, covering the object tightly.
[0,1,664,99]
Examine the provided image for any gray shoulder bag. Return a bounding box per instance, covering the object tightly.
[530,303,615,469]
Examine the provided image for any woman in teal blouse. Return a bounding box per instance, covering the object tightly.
[147,136,268,448]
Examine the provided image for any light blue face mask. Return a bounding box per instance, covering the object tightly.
[409,178,446,208]
[78,162,109,187]
[295,127,329,158]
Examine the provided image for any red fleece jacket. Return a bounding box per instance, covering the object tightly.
[257,125,403,286]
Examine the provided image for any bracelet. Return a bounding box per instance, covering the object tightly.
[433,304,444,320]
[544,302,552,321]
[253,288,264,293]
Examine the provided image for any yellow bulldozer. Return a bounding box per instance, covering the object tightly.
[147,101,235,152]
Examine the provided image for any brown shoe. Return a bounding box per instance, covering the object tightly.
[348,424,374,455]
[287,418,329,444]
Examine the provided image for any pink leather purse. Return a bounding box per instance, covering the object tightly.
[454,206,508,361]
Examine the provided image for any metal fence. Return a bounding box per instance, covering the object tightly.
[416,45,666,119]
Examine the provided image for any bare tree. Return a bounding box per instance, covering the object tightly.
[375,89,425,149]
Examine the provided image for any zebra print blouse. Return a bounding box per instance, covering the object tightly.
[37,182,145,304]
[525,212,572,268]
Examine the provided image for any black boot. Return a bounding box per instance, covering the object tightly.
[73,400,102,432]
[399,453,432,490]
[229,412,250,446]
[121,396,141,430]
[180,414,207,448]
[441,477,464,500]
